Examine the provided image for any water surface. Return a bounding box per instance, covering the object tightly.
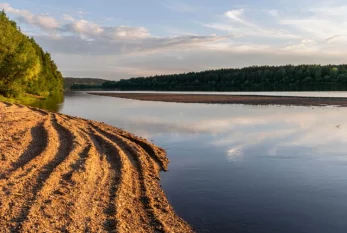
[50,92,347,233]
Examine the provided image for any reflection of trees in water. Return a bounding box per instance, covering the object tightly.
[30,92,64,112]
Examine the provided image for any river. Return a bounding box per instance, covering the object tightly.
[32,91,347,233]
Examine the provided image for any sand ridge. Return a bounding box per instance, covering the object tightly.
[89,92,347,107]
[0,102,194,233]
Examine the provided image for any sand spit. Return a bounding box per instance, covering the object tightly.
[89,92,347,107]
[0,102,194,233]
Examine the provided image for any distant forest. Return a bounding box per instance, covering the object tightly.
[0,11,63,99]
[64,77,109,90]
[71,64,347,91]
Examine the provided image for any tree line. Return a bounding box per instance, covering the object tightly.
[97,64,347,91]
[0,11,63,99]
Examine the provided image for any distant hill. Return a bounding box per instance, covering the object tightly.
[64,77,109,89]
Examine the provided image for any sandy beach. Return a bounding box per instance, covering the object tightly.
[0,102,193,233]
[89,92,347,107]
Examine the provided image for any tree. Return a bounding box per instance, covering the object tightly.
[0,12,63,98]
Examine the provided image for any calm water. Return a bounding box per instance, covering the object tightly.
[40,92,347,233]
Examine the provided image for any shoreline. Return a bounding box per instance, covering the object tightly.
[89,92,347,107]
[0,102,194,232]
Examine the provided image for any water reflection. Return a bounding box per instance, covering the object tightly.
[58,92,347,233]
[30,91,64,112]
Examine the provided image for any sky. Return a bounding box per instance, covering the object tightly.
[1,0,347,80]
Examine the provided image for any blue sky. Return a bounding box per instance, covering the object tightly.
[1,0,347,79]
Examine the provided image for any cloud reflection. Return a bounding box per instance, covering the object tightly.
[61,95,347,162]
[114,103,347,162]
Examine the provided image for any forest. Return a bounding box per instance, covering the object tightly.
[0,11,63,101]
[98,64,347,91]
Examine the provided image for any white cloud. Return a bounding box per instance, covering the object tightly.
[225,9,244,21]
[204,22,298,40]
[62,19,104,37]
[3,2,347,79]
[104,26,151,39]
[62,14,75,22]
[267,9,279,17]
[225,9,258,29]
[0,3,59,30]
[310,5,347,18]
[205,8,299,40]
[3,3,228,48]
[1,3,151,41]
[279,5,347,40]
[35,34,233,57]
[204,4,347,56]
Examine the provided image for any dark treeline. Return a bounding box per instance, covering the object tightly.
[70,84,108,90]
[64,77,109,90]
[0,11,63,99]
[99,65,347,91]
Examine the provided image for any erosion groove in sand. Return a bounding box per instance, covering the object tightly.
[0,102,194,233]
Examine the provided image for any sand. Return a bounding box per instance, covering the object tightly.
[0,102,194,233]
[89,92,347,107]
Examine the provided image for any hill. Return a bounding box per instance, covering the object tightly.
[64,77,109,90]
[0,10,63,103]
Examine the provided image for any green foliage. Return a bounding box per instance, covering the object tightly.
[101,65,347,91]
[0,12,63,99]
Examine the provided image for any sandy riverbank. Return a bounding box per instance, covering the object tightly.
[0,102,193,233]
[89,92,347,107]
